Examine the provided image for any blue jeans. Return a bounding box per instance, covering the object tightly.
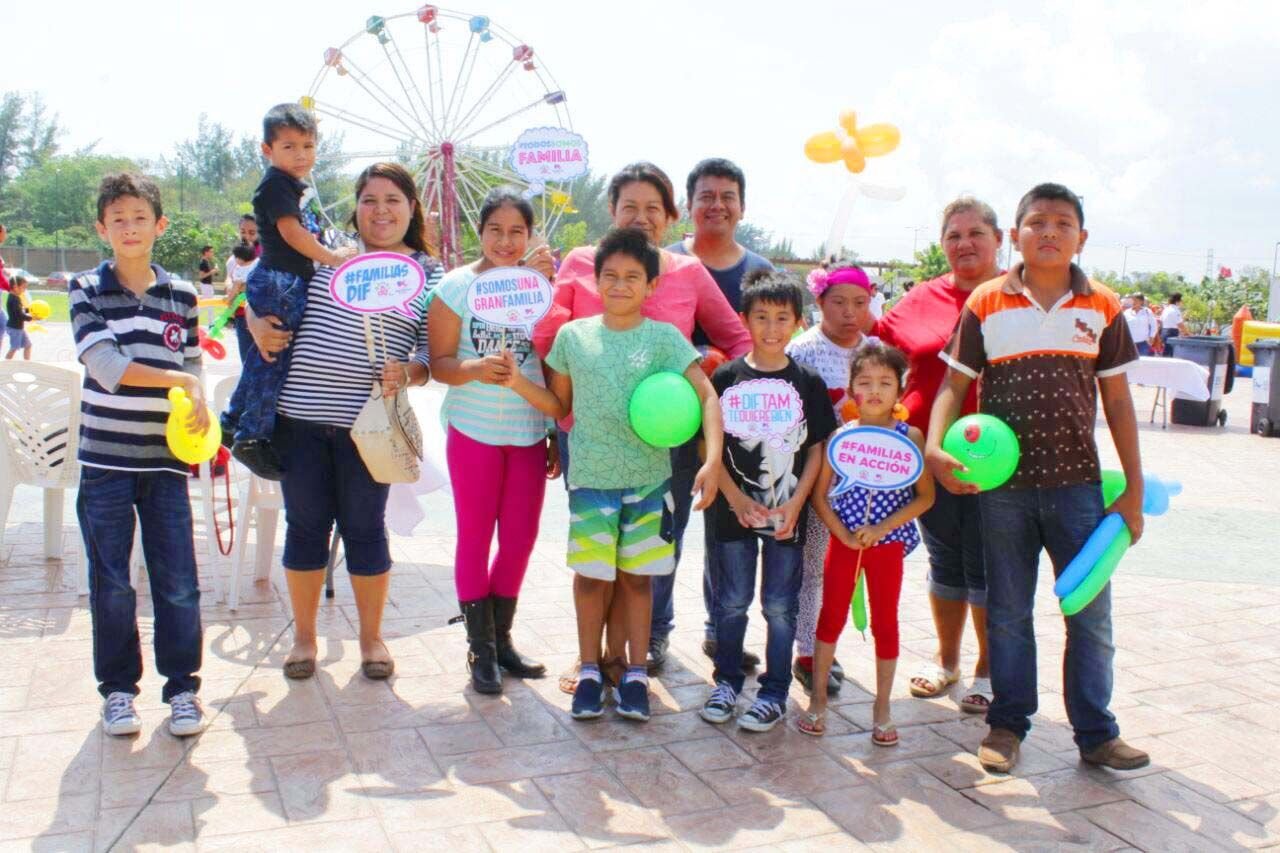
[558,431,714,644]
[920,486,986,606]
[233,314,254,362]
[979,483,1120,751]
[710,536,803,702]
[231,266,309,442]
[1135,341,1154,357]
[77,468,203,701]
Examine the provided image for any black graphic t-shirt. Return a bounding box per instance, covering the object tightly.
[253,166,325,280]
[710,357,837,543]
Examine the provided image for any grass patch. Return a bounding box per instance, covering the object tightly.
[25,290,70,322]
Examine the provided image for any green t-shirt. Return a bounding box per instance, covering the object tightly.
[545,316,699,489]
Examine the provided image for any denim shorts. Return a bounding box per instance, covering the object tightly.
[6,328,31,349]
[278,415,391,575]
[919,486,987,606]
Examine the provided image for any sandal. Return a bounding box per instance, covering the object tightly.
[283,658,316,680]
[959,677,992,714]
[361,642,395,680]
[872,722,899,747]
[797,711,827,737]
[558,658,581,695]
[908,662,959,698]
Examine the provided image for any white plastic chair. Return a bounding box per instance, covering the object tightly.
[0,363,86,594]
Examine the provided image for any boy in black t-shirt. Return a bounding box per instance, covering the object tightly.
[701,270,836,732]
[197,245,216,288]
[225,103,355,479]
[5,275,33,360]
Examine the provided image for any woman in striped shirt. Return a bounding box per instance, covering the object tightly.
[428,187,558,695]
[247,162,442,681]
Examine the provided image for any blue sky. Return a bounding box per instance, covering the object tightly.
[5,0,1277,278]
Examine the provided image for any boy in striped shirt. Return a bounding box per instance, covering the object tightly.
[926,183,1148,774]
[70,173,210,738]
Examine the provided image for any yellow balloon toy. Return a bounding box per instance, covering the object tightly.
[165,387,221,465]
[28,299,51,321]
[804,110,901,174]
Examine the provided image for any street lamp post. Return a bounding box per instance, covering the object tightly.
[1269,241,1280,322]
[1121,244,1137,282]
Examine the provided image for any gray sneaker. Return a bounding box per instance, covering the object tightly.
[102,691,142,737]
[700,683,738,724]
[167,691,207,737]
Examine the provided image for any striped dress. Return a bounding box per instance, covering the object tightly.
[277,253,440,428]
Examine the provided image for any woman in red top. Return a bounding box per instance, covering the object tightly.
[872,197,1001,713]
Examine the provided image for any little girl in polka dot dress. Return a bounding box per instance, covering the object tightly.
[798,344,935,743]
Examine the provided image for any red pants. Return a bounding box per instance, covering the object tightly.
[816,538,904,659]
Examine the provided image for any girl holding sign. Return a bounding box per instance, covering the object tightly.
[799,344,934,742]
[428,187,558,695]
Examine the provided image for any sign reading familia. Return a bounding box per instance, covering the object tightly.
[329,252,427,319]
[720,378,805,451]
[465,266,554,332]
[827,424,923,494]
[510,127,590,190]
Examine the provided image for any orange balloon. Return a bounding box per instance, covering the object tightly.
[855,123,901,157]
[840,398,860,423]
[804,131,843,163]
[838,109,858,134]
[841,140,866,174]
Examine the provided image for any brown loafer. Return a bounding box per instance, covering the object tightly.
[978,727,1021,773]
[1081,737,1150,770]
[283,659,316,680]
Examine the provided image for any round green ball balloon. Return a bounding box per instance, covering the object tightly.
[942,414,1021,491]
[629,372,702,448]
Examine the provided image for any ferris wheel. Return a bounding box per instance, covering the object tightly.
[303,6,578,268]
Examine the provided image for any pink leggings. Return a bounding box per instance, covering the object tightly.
[446,426,547,602]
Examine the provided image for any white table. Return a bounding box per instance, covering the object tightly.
[1128,356,1210,428]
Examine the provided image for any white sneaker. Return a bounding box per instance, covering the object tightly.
[167,691,207,737]
[102,691,142,736]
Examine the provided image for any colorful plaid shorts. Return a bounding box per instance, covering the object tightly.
[567,480,675,581]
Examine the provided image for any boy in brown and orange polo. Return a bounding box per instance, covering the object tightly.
[925,183,1148,775]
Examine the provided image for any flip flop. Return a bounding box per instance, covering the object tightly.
[872,722,899,747]
[797,711,827,737]
[908,662,959,698]
[558,657,580,694]
[959,677,992,714]
[283,658,316,680]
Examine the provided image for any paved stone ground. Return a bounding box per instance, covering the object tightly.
[2,334,1279,850]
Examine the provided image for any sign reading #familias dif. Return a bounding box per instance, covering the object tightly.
[827,424,923,495]
[510,127,589,190]
[466,266,554,332]
[720,378,805,451]
[330,252,427,318]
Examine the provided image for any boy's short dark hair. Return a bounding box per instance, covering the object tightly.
[231,241,257,262]
[262,103,318,145]
[11,275,27,288]
[240,213,257,224]
[96,173,163,223]
[740,268,803,318]
[850,342,910,390]
[594,227,660,281]
[200,245,213,253]
[1015,182,1084,228]
[1169,292,1183,305]
[686,157,746,207]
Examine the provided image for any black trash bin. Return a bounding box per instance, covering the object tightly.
[1169,335,1235,426]
[1248,339,1280,437]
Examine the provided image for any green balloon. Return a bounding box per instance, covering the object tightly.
[942,414,1021,491]
[1060,526,1131,616]
[1100,469,1126,509]
[629,372,702,448]
[851,570,868,635]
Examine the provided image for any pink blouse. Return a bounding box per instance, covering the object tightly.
[532,246,752,359]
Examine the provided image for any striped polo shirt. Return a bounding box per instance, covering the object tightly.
[941,263,1137,490]
[277,254,439,428]
[70,261,202,474]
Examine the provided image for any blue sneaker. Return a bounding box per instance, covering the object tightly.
[738,697,785,732]
[571,676,605,720]
[615,679,651,722]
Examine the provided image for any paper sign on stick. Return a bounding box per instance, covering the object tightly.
[465,266,554,334]
[720,378,806,452]
[827,424,923,495]
[509,127,589,196]
[330,252,427,319]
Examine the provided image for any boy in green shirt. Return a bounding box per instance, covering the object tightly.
[505,227,724,722]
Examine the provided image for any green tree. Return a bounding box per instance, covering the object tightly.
[3,154,134,234]
[552,220,588,252]
[0,91,63,191]
[734,221,772,255]
[153,211,237,279]
[913,242,950,279]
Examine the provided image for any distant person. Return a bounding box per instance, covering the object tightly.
[238,213,261,255]
[224,242,259,360]
[1160,292,1189,356]
[0,223,9,326]
[1124,292,1158,356]
[5,275,33,360]
[226,216,261,358]
[197,245,217,291]
[222,103,355,479]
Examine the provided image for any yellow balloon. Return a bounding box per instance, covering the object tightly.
[838,109,858,134]
[804,132,843,164]
[28,299,51,320]
[166,387,222,465]
[856,123,901,157]
[841,140,866,174]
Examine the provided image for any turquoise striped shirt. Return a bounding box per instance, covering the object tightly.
[435,266,549,447]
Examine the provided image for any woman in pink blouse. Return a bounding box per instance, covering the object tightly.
[534,161,750,686]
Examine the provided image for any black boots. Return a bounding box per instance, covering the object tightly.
[492,595,546,679]
[460,599,502,694]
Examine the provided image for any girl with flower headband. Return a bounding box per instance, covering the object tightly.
[784,262,880,694]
